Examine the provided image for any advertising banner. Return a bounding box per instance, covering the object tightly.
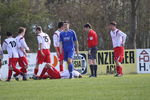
[136,49,150,73]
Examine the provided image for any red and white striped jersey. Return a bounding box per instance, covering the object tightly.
[16,35,29,57]
[2,37,19,58]
[53,30,62,47]
[110,29,127,48]
[37,32,51,50]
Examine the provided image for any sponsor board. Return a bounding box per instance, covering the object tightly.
[97,49,136,74]
[137,49,150,73]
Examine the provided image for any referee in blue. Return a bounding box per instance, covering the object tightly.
[60,22,79,79]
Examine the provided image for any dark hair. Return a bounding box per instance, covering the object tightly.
[110,21,117,26]
[6,32,12,37]
[58,22,64,28]
[36,26,42,31]
[18,27,24,34]
[84,23,92,29]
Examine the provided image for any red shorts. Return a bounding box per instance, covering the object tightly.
[114,46,124,63]
[47,66,61,79]
[18,56,28,68]
[37,49,51,64]
[9,58,19,68]
[56,47,64,61]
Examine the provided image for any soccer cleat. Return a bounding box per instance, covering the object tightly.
[13,74,19,81]
[114,73,123,77]
[5,79,10,82]
[22,74,27,81]
[89,75,95,78]
[32,75,39,80]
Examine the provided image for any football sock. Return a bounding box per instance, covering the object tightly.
[60,64,63,72]
[8,69,12,80]
[40,67,48,78]
[13,68,21,76]
[116,66,120,74]
[68,64,74,78]
[119,66,123,75]
[94,65,98,77]
[34,68,39,75]
[90,65,94,76]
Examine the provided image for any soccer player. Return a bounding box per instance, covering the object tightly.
[0,36,3,68]
[2,32,25,81]
[109,21,127,77]
[83,23,98,77]
[60,22,79,79]
[33,26,51,76]
[16,27,30,80]
[33,64,82,79]
[53,22,64,71]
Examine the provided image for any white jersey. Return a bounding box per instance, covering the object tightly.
[37,32,51,50]
[60,70,81,79]
[2,37,19,58]
[16,35,29,57]
[53,30,62,47]
[110,29,127,48]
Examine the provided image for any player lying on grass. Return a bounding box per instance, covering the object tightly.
[32,64,82,80]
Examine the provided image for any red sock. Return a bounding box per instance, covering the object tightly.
[116,66,120,74]
[119,66,123,75]
[40,67,48,78]
[8,69,12,80]
[34,68,39,75]
[20,67,27,73]
[13,68,21,76]
[42,75,49,79]
[60,65,63,72]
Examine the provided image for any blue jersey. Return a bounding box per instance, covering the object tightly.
[60,29,77,52]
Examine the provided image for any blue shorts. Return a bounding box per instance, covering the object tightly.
[64,51,74,61]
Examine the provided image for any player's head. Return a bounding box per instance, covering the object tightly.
[58,22,64,30]
[18,27,26,36]
[109,21,117,30]
[6,32,13,37]
[63,21,70,31]
[83,23,92,32]
[35,26,42,34]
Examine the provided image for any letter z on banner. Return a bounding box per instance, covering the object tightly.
[137,49,150,73]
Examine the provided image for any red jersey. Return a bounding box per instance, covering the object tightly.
[87,29,98,48]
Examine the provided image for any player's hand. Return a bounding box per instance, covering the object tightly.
[88,50,91,55]
[76,50,79,56]
[41,51,45,56]
[26,49,31,53]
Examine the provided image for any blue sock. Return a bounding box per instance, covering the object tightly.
[68,64,74,78]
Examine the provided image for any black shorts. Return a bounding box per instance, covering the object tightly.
[88,47,97,60]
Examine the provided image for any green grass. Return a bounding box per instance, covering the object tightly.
[0,74,150,100]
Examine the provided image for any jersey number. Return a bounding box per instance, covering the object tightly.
[43,36,49,42]
[9,41,16,47]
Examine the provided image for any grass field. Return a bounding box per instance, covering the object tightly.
[0,74,150,100]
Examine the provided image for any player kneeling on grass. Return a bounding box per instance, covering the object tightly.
[108,21,127,77]
[33,64,82,80]
[2,32,26,81]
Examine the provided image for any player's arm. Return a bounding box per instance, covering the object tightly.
[53,34,60,55]
[119,31,127,46]
[59,33,63,54]
[37,36,44,56]
[73,31,79,55]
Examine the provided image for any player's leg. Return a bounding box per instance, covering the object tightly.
[88,48,94,77]
[6,60,13,81]
[39,63,49,79]
[19,57,28,80]
[114,47,124,77]
[67,51,75,79]
[91,47,98,77]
